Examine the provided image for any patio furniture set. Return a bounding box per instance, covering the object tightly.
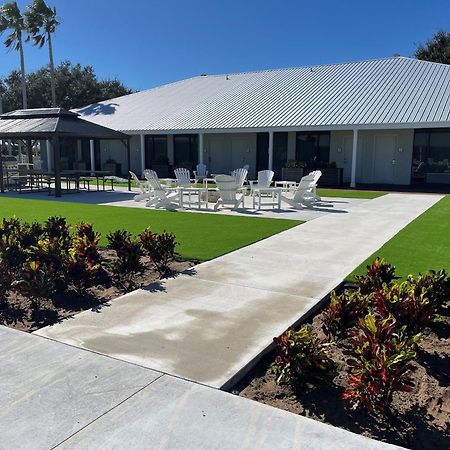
[130,163,323,211]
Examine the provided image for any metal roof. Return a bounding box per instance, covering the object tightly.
[0,108,130,139]
[77,57,450,133]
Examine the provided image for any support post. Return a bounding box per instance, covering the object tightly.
[268,131,274,171]
[26,139,33,164]
[198,133,204,165]
[127,139,131,191]
[350,129,358,188]
[7,139,12,156]
[89,139,95,174]
[53,136,61,197]
[46,140,52,170]
[140,133,145,177]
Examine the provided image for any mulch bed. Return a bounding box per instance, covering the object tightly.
[0,249,195,333]
[237,301,450,449]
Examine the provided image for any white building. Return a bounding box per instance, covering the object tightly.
[77,56,450,187]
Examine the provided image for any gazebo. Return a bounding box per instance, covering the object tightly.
[0,108,131,196]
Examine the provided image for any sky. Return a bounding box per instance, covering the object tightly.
[0,0,448,92]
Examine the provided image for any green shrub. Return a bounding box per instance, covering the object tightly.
[343,314,420,414]
[322,289,370,340]
[272,325,334,385]
[355,257,396,294]
[140,228,177,276]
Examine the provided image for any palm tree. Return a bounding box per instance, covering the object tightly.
[25,0,60,107]
[0,2,28,108]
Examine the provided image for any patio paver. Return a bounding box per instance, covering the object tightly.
[35,193,442,389]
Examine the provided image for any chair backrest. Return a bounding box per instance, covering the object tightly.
[233,168,248,188]
[129,170,140,183]
[243,164,250,171]
[143,169,158,180]
[174,168,192,188]
[257,170,274,188]
[196,163,207,177]
[146,176,169,199]
[215,175,239,202]
[293,177,315,202]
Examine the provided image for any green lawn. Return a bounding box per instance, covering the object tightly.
[0,197,301,261]
[317,188,385,199]
[349,195,450,280]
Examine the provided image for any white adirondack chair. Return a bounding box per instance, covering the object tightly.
[214,174,245,210]
[231,167,249,191]
[194,163,208,181]
[281,176,317,209]
[249,170,274,193]
[129,171,150,202]
[174,168,195,188]
[144,171,179,209]
[302,170,322,201]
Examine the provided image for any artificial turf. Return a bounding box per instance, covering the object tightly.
[349,195,450,279]
[0,196,301,261]
[317,188,385,199]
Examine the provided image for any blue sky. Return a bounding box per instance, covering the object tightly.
[0,0,448,91]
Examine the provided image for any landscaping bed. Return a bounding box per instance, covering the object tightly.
[0,216,194,333]
[238,260,450,449]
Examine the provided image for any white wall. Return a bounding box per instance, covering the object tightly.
[99,135,141,175]
[330,129,414,185]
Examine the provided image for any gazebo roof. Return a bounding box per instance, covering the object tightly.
[0,108,129,140]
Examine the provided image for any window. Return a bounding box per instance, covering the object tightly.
[412,129,450,182]
[145,135,168,167]
[295,132,330,170]
[174,134,198,170]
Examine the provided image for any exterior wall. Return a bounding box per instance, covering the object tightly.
[330,129,414,185]
[204,133,257,178]
[99,135,141,176]
[287,132,296,160]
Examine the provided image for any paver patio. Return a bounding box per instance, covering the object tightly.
[0,326,402,449]
[36,193,442,389]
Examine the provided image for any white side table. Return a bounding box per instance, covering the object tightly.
[178,187,209,209]
[274,180,297,192]
[252,187,282,210]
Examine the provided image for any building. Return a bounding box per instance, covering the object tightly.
[75,56,450,187]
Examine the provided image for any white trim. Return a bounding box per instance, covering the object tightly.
[89,139,95,173]
[350,129,358,188]
[140,133,145,176]
[268,131,274,171]
[198,133,204,165]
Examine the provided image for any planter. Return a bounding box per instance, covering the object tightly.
[318,167,343,186]
[281,167,304,182]
[152,164,169,178]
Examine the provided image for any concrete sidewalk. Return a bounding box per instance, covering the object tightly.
[36,193,442,389]
[1,326,402,450]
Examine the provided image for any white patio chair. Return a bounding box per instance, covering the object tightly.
[145,175,179,209]
[249,170,274,193]
[214,174,245,210]
[302,170,322,201]
[129,171,150,202]
[174,168,195,188]
[194,163,208,182]
[231,167,249,191]
[281,176,317,209]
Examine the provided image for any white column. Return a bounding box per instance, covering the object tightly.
[268,131,274,171]
[46,140,52,170]
[89,139,95,174]
[350,129,358,188]
[140,133,145,177]
[198,133,204,165]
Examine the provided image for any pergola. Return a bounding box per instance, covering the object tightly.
[0,108,131,196]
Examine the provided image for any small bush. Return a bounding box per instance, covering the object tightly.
[272,325,335,385]
[43,216,70,244]
[343,314,420,414]
[106,230,143,281]
[322,289,370,340]
[355,257,396,294]
[140,228,177,276]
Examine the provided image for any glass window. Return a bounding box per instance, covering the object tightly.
[296,132,330,170]
[145,135,168,167]
[174,134,198,170]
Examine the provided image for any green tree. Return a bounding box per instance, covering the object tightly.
[0,60,133,112]
[25,0,60,107]
[415,29,450,65]
[0,2,28,108]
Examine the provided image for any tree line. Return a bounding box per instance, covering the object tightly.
[0,0,132,113]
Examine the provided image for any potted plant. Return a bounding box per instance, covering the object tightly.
[282,160,305,182]
[318,161,343,186]
[152,155,170,178]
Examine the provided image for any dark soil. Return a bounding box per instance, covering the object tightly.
[238,303,450,449]
[0,249,195,333]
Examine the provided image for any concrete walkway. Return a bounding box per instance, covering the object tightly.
[1,326,402,449]
[36,193,442,389]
